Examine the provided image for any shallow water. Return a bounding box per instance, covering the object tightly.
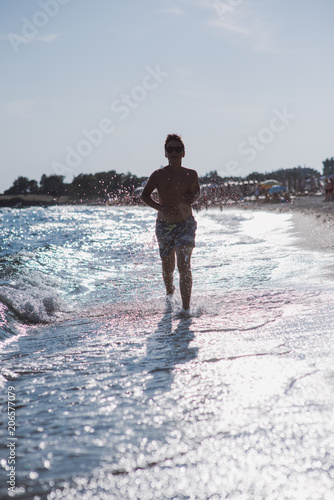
[1,205,334,499]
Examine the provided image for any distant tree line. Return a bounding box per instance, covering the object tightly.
[3,170,147,199]
[3,158,333,198]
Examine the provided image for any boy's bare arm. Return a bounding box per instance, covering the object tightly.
[141,171,161,211]
[183,172,200,204]
[141,175,179,218]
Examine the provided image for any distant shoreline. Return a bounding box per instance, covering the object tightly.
[0,194,72,207]
[0,194,138,208]
[1,192,334,216]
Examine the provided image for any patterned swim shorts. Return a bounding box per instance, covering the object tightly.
[155,216,197,259]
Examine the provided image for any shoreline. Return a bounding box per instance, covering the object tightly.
[1,193,334,213]
[1,193,334,253]
[234,195,334,253]
[0,194,139,208]
[0,194,72,207]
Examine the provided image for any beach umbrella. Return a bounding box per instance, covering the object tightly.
[268,185,287,194]
[259,179,280,189]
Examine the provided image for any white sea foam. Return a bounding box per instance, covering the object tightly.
[0,268,72,323]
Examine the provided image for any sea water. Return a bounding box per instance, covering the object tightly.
[0,205,334,500]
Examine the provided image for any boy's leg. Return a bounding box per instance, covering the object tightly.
[161,249,176,296]
[176,246,193,310]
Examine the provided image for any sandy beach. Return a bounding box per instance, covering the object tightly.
[239,195,334,253]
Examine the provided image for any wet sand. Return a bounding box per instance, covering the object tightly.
[239,195,334,253]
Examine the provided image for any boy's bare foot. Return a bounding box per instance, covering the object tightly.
[179,307,191,317]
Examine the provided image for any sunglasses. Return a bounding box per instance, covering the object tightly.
[165,146,183,153]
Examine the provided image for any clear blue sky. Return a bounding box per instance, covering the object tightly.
[1,0,333,192]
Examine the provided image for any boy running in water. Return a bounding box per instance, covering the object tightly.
[141,134,200,314]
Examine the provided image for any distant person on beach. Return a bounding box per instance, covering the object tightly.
[325,178,334,202]
[141,134,200,314]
